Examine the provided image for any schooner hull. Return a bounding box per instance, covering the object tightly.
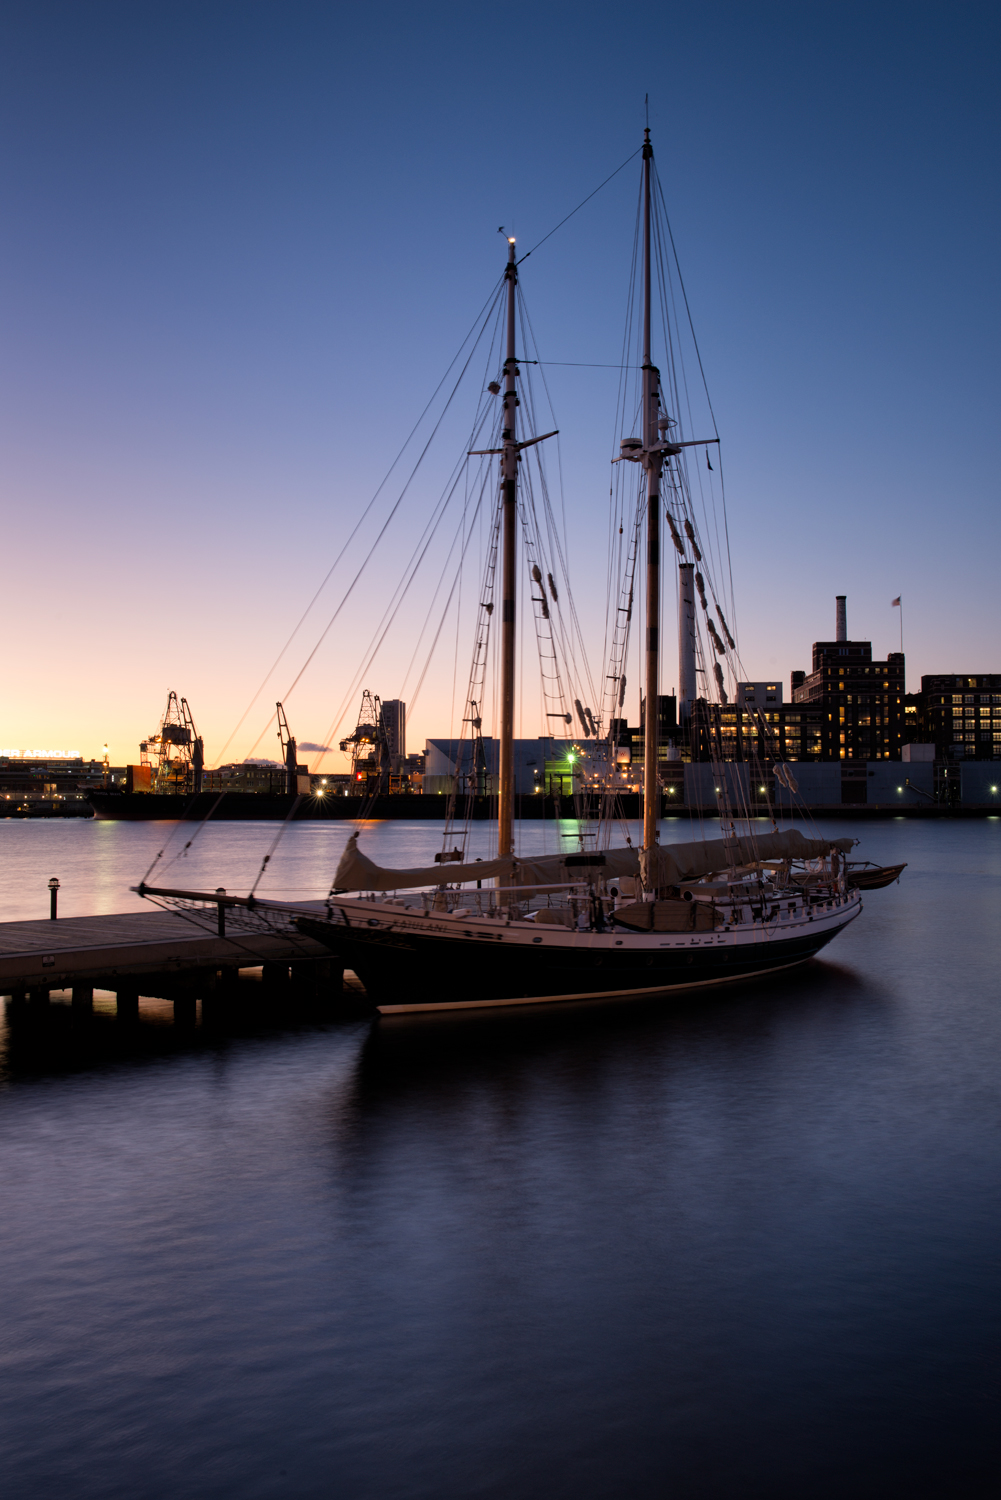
[296,904,859,1012]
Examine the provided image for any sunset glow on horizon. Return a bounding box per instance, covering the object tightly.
[2,4,998,772]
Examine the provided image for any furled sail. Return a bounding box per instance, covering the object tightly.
[332,833,514,892]
[645,830,852,889]
[332,829,853,894]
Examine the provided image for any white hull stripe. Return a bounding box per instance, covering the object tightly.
[376,957,812,1014]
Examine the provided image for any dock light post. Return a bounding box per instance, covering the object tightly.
[48,877,59,920]
[215,888,226,938]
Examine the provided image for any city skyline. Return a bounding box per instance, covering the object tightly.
[2,2,999,769]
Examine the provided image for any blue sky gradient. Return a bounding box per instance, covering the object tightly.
[1,2,998,764]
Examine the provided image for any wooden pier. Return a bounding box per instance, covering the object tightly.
[0,903,355,1017]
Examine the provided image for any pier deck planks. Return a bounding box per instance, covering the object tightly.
[0,905,331,990]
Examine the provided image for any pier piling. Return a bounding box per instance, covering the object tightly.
[291,956,344,1000]
[172,995,197,1027]
[116,988,139,1023]
[72,985,94,1013]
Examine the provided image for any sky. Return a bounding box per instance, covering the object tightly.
[1,1,999,769]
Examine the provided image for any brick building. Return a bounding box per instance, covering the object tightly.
[791,597,905,760]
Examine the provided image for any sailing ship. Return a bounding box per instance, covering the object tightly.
[140,128,873,1013]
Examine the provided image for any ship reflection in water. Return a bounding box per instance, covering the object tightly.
[0,820,998,1498]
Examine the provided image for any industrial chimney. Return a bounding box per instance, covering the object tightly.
[835,595,847,643]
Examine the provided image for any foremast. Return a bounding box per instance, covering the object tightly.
[640,128,665,883]
[498,236,519,856]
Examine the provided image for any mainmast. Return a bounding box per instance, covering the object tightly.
[498,236,519,856]
[641,129,664,874]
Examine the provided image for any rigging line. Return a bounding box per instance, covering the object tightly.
[514,303,593,717]
[258,424,477,775]
[654,169,737,627]
[520,481,572,720]
[320,456,494,764]
[240,302,503,768]
[516,148,642,265]
[652,210,729,627]
[443,501,501,836]
[607,171,643,684]
[278,314,500,708]
[514,406,601,716]
[215,275,505,767]
[516,295,572,632]
[248,796,305,899]
[654,168,719,437]
[383,436,501,714]
[139,790,229,885]
[314,470,481,766]
[400,460,495,701]
[410,509,485,714]
[142,895,308,971]
[448,510,464,766]
[534,468,600,713]
[394,317,506,702]
[652,203,735,643]
[157,792,232,875]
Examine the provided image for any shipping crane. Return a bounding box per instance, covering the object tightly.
[339,690,391,794]
[276,702,300,796]
[139,692,204,794]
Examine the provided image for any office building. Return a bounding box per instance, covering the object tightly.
[736,682,783,707]
[918,675,1001,760]
[380,700,406,762]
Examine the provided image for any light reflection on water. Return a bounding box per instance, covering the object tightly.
[1,812,989,922]
[0,818,998,1497]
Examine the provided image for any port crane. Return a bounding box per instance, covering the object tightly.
[276,702,301,796]
[339,690,391,794]
[139,692,204,793]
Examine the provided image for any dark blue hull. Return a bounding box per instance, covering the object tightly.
[296,914,853,1010]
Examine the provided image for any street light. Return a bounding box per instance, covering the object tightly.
[48,876,60,920]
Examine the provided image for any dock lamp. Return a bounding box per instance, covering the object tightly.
[48,876,60,920]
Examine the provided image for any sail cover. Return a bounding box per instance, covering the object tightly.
[331,829,853,894]
[332,833,516,892]
[646,830,853,888]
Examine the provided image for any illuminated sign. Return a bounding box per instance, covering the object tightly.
[1,749,83,760]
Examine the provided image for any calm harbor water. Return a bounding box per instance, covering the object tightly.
[1,816,999,1497]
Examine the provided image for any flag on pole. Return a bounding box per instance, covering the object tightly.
[891,597,901,607]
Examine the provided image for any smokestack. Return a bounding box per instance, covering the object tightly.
[678,563,697,725]
[835,595,847,643]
